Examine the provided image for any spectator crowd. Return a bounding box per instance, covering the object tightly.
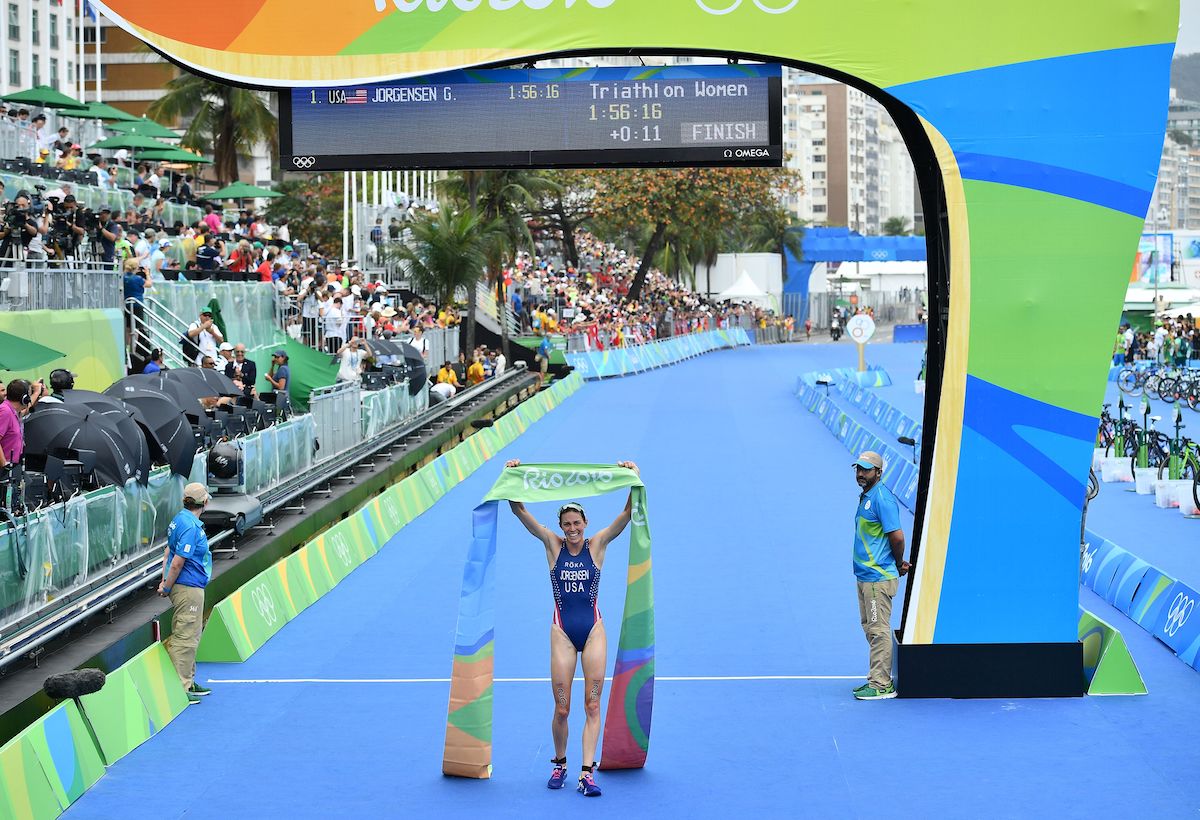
[1115,315,1200,366]
[503,231,790,350]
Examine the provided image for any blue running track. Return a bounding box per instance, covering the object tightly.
[68,343,1200,818]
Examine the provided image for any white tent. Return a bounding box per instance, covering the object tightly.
[717,270,771,307]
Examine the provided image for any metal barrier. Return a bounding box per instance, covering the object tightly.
[0,260,121,311]
[0,119,38,163]
[398,326,458,367]
[475,280,520,336]
[129,296,192,370]
[800,292,923,326]
[310,381,364,463]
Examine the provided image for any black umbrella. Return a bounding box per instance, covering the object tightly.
[101,385,200,476]
[398,342,428,396]
[24,406,142,488]
[63,389,171,471]
[166,366,241,398]
[110,373,207,418]
[369,338,404,357]
[54,392,152,484]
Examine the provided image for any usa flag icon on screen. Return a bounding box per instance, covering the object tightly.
[346,90,368,104]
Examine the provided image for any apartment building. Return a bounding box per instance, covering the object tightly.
[782,73,915,234]
[0,0,82,96]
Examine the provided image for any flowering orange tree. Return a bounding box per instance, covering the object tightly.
[587,166,803,300]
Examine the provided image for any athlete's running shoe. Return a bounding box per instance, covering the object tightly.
[185,692,202,705]
[547,764,567,789]
[854,682,897,700]
[577,773,602,797]
[851,682,872,696]
[190,683,212,697]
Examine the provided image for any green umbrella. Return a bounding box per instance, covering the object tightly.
[203,181,282,200]
[89,134,176,151]
[107,118,179,139]
[0,330,64,371]
[2,85,87,111]
[73,101,140,122]
[136,146,213,164]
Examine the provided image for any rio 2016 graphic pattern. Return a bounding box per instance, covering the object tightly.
[443,463,653,778]
[92,0,1179,652]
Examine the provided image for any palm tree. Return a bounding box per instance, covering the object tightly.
[147,71,277,186]
[397,207,503,319]
[440,170,559,357]
[741,205,805,289]
[882,216,911,236]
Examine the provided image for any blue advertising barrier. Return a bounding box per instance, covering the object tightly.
[1079,528,1200,675]
[798,376,1200,677]
[795,373,918,512]
[892,324,928,344]
[565,328,750,380]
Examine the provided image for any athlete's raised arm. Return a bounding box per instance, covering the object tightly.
[506,459,559,552]
[591,461,639,560]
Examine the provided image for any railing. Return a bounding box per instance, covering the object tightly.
[0,260,121,311]
[794,291,924,326]
[475,280,520,336]
[309,381,364,464]
[127,295,192,371]
[0,119,38,163]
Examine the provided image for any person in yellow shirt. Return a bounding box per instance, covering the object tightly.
[437,361,460,387]
[467,355,486,386]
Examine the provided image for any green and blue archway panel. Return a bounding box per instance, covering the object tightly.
[94,0,1180,693]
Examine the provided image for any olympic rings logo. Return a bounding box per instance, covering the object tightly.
[292,156,316,169]
[250,584,279,627]
[381,499,403,530]
[694,0,799,15]
[331,533,353,566]
[1164,592,1194,638]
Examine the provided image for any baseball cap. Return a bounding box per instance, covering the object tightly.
[852,451,884,470]
[183,482,211,504]
[200,308,213,316]
[218,342,234,352]
[273,349,287,358]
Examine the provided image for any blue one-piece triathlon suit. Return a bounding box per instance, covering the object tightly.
[550,539,601,652]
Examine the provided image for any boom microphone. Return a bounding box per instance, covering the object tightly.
[43,668,106,700]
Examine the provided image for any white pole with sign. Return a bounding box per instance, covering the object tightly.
[846,314,876,372]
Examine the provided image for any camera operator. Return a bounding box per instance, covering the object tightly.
[94,206,119,264]
[0,190,48,262]
[48,195,87,259]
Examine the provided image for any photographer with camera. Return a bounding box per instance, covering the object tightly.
[48,195,87,260]
[95,206,119,264]
[0,190,49,263]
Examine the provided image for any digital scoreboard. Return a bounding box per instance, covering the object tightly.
[280,64,782,171]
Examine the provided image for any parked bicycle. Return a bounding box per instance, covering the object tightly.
[1156,406,1200,511]
[1130,400,1170,473]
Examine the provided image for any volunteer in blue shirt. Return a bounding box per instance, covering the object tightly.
[159,482,213,704]
[850,450,909,701]
[535,334,552,389]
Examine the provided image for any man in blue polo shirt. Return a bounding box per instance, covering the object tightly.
[159,482,213,704]
[851,450,909,701]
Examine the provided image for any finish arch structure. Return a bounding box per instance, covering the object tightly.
[98,0,1179,695]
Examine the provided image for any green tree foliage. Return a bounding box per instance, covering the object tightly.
[147,72,277,185]
[264,175,344,255]
[882,216,911,236]
[588,166,804,300]
[396,207,505,319]
[440,170,559,353]
[530,169,596,266]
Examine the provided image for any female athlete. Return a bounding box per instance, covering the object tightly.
[504,458,639,797]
